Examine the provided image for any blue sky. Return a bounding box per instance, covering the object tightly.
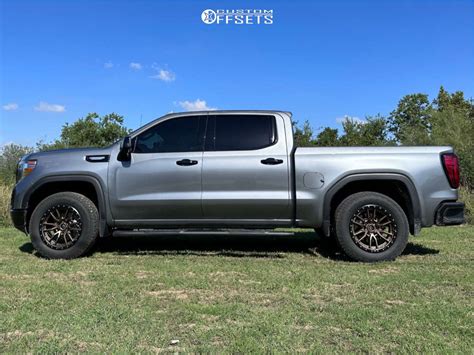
[1,0,473,147]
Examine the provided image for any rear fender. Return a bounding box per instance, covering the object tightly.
[322,173,421,236]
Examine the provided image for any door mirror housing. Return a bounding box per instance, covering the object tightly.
[118,136,132,161]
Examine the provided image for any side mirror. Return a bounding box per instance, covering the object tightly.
[118,136,132,161]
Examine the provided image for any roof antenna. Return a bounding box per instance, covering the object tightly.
[140,114,143,126]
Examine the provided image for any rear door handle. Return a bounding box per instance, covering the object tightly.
[261,158,283,165]
[176,159,198,166]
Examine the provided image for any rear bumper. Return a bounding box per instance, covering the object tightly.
[435,202,465,226]
[10,209,27,233]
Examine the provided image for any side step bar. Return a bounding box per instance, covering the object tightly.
[112,229,295,237]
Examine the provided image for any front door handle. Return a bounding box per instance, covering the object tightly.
[176,159,198,166]
[261,157,283,165]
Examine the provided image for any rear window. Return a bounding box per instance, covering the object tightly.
[210,115,276,151]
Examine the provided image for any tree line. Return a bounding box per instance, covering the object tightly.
[293,86,474,189]
[1,86,473,189]
[0,113,130,185]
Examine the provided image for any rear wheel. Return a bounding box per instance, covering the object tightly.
[335,192,409,262]
[29,192,99,259]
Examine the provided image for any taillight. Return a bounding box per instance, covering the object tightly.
[441,153,460,189]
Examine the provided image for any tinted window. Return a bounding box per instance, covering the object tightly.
[211,115,276,151]
[134,116,203,153]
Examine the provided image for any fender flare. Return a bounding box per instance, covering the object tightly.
[23,174,109,237]
[322,173,422,236]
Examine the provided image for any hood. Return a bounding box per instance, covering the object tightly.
[25,146,114,161]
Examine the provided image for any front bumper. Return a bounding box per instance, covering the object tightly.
[10,209,27,233]
[435,202,465,226]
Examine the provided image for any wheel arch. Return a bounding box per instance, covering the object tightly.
[24,174,109,237]
[322,173,421,237]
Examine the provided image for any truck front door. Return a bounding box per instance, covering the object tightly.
[109,114,206,223]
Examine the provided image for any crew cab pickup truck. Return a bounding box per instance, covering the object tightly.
[10,110,465,261]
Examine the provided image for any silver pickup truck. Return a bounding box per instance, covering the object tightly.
[10,110,464,261]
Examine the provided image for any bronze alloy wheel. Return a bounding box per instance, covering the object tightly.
[39,204,83,250]
[349,204,398,253]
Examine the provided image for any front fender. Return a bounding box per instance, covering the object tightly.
[20,174,110,237]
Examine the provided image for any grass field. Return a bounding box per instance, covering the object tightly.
[1,226,473,353]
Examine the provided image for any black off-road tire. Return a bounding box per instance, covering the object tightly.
[29,192,99,259]
[335,192,409,262]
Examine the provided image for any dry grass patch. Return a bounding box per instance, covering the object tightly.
[0,183,13,227]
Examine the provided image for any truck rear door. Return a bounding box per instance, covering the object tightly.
[202,113,291,221]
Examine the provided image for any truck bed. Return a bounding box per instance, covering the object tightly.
[294,146,457,228]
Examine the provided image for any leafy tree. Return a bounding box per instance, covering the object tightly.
[429,87,474,189]
[433,86,452,112]
[431,107,474,188]
[387,94,432,145]
[363,115,393,146]
[38,112,131,151]
[293,120,316,147]
[339,115,390,146]
[0,143,33,184]
[433,86,473,117]
[293,116,391,148]
[315,127,339,147]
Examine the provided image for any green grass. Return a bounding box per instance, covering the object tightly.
[1,226,473,353]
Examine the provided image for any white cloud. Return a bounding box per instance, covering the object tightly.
[34,101,66,113]
[151,69,176,82]
[129,62,142,70]
[2,103,18,111]
[336,115,365,124]
[150,63,176,82]
[178,99,217,112]
[104,61,114,69]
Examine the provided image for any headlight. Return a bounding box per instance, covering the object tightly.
[16,159,37,182]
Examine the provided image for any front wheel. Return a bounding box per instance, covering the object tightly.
[29,192,99,259]
[335,192,409,262]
